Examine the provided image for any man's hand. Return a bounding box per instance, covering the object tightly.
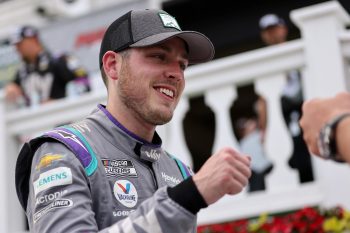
[5,83,23,102]
[192,147,251,205]
[300,92,350,156]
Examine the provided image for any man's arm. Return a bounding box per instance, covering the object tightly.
[27,142,99,232]
[300,92,350,163]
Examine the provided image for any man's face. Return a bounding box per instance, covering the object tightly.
[116,37,188,126]
[15,37,38,60]
[261,25,288,45]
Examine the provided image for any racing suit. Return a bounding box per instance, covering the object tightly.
[15,104,207,232]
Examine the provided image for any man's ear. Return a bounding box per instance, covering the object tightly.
[102,51,120,80]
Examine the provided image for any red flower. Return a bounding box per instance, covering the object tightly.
[197,206,349,233]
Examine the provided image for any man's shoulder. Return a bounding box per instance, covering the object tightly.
[164,151,194,178]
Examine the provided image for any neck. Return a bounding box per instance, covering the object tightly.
[106,101,156,143]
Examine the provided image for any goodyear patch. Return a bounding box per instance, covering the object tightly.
[113,209,135,217]
[102,159,138,178]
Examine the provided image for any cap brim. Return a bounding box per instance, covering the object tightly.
[261,23,283,30]
[130,31,215,64]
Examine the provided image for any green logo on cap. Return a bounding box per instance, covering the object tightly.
[159,13,181,31]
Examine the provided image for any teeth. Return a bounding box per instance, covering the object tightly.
[159,88,174,97]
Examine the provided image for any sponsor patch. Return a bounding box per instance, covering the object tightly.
[33,199,73,223]
[36,154,64,170]
[113,180,138,208]
[140,148,161,162]
[113,209,135,217]
[51,130,88,152]
[161,172,181,186]
[35,189,68,206]
[102,159,138,178]
[159,13,181,31]
[33,167,72,196]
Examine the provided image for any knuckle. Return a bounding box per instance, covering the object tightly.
[220,147,233,154]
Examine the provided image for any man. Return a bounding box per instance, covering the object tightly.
[259,13,314,183]
[300,92,350,164]
[15,9,251,233]
[259,14,288,45]
[5,25,90,107]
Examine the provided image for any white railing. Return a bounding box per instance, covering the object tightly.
[1,1,350,232]
[0,0,161,39]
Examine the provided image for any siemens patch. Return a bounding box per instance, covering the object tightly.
[33,167,72,196]
[102,159,138,178]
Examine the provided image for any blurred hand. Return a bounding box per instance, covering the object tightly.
[5,83,23,103]
[300,92,350,156]
[192,147,251,205]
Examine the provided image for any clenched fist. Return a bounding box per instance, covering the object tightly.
[192,147,251,205]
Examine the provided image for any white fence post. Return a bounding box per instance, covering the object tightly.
[205,86,239,153]
[255,74,298,192]
[291,1,350,98]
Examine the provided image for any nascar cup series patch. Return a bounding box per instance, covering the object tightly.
[113,180,138,208]
[102,159,138,178]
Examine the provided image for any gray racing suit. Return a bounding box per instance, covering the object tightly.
[15,104,207,233]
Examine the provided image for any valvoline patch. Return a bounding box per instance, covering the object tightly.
[113,180,138,208]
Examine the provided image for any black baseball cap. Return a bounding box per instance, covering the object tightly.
[10,25,39,44]
[99,9,215,67]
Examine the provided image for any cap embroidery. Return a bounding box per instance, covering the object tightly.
[158,13,181,31]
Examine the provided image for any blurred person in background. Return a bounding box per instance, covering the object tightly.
[230,83,273,192]
[259,13,314,183]
[5,25,90,107]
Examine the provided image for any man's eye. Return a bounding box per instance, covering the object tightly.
[152,54,165,60]
[180,62,187,71]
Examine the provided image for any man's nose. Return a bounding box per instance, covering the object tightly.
[165,62,184,81]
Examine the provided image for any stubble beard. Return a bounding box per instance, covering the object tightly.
[118,60,174,126]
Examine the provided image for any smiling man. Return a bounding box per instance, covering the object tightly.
[15,9,251,233]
